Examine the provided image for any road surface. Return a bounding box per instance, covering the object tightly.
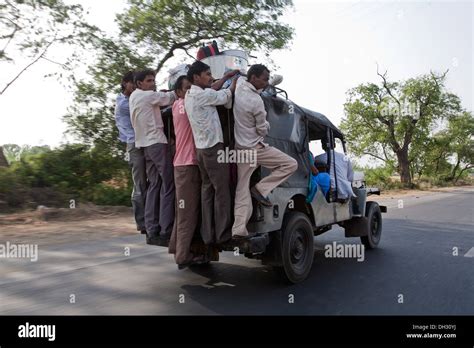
[0,188,473,315]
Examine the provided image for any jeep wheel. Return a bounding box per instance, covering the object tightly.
[275,212,314,284]
[360,202,382,249]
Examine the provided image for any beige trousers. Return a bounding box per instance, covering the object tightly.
[232,144,298,237]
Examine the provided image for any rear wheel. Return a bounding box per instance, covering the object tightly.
[274,212,314,284]
[360,202,382,249]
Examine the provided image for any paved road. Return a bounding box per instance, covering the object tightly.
[0,188,473,315]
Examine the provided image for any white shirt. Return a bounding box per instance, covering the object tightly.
[315,151,356,199]
[233,77,270,148]
[129,89,176,148]
[184,85,232,149]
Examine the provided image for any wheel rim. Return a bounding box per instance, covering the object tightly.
[289,228,308,269]
[371,212,381,243]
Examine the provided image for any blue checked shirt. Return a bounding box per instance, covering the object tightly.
[114,93,135,144]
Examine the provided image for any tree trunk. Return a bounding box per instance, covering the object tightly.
[396,150,412,187]
[0,146,9,167]
[449,157,461,182]
[454,165,473,184]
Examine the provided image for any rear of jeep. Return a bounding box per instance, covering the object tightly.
[155,88,386,284]
[216,93,387,284]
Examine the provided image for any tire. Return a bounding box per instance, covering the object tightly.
[360,202,382,249]
[275,212,314,284]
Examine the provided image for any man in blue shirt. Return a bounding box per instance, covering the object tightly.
[114,71,147,234]
[307,151,331,203]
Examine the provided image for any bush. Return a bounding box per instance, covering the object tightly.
[0,168,69,212]
[0,143,131,212]
[355,166,404,190]
[0,167,29,211]
[89,183,132,207]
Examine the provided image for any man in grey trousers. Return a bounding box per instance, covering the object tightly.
[130,69,177,242]
[114,71,147,234]
[184,61,239,244]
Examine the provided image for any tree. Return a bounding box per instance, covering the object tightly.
[64,38,155,155]
[341,69,463,186]
[118,0,294,73]
[410,133,451,181]
[0,0,99,95]
[65,0,294,153]
[445,112,474,183]
[408,112,473,183]
[0,144,132,210]
[1,143,50,164]
[0,146,8,167]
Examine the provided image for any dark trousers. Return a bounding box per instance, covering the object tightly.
[168,165,201,264]
[143,143,175,236]
[196,142,232,244]
[127,143,147,231]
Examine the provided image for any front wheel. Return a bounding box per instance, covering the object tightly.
[360,202,382,249]
[274,212,314,284]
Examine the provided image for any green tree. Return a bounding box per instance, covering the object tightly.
[410,134,452,182]
[1,143,51,164]
[118,0,294,72]
[341,69,463,186]
[0,0,99,95]
[1,143,21,163]
[0,146,8,167]
[445,112,474,183]
[64,40,155,155]
[0,143,131,211]
[64,0,294,151]
[400,112,473,184]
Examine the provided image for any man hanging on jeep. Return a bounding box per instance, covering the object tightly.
[184,61,239,245]
[232,64,298,239]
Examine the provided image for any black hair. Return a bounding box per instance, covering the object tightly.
[134,69,156,84]
[186,61,210,83]
[121,71,134,92]
[321,137,329,151]
[247,64,270,81]
[174,75,189,92]
[322,143,328,152]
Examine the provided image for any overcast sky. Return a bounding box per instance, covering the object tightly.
[0,0,472,151]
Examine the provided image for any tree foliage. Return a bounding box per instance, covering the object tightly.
[117,0,294,72]
[0,0,99,95]
[340,69,465,186]
[0,143,131,211]
[64,0,294,152]
[1,143,50,163]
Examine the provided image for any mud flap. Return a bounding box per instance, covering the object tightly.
[343,216,369,237]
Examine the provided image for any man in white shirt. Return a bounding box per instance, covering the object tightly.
[184,61,238,244]
[129,69,177,243]
[232,64,298,239]
[314,139,356,201]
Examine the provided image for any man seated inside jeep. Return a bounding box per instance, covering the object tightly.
[314,138,356,202]
[306,151,330,203]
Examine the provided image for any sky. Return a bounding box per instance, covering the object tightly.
[0,0,472,155]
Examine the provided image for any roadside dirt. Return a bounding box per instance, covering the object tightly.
[0,204,138,246]
[0,186,470,246]
[377,186,470,199]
